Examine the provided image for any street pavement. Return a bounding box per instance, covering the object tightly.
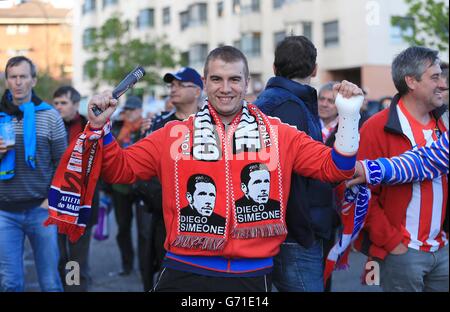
[24,211,381,292]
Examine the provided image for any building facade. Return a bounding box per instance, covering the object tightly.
[0,0,73,80]
[73,0,448,102]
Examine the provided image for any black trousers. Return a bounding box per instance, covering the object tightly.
[153,267,272,292]
[58,227,92,292]
[112,192,155,292]
[112,191,136,272]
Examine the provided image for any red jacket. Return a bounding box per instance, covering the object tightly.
[355,95,447,260]
[100,112,354,259]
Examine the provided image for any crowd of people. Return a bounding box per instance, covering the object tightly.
[0,35,448,292]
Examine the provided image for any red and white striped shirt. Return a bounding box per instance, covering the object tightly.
[397,100,448,252]
[320,118,338,143]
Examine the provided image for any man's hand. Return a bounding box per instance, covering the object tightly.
[390,242,408,255]
[346,161,366,187]
[333,80,364,116]
[87,90,119,129]
[332,80,364,99]
[140,118,152,136]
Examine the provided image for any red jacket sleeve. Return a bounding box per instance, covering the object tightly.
[100,128,164,184]
[357,118,404,253]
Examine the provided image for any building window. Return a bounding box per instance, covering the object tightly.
[273,31,285,50]
[390,16,414,44]
[137,8,154,29]
[82,0,96,14]
[102,0,117,9]
[189,3,208,26]
[303,22,312,40]
[250,0,260,12]
[189,44,208,67]
[180,11,189,30]
[233,0,240,14]
[217,1,224,18]
[6,25,29,35]
[103,58,116,76]
[163,7,171,25]
[323,21,339,47]
[273,0,285,9]
[242,0,260,14]
[241,32,261,57]
[82,28,96,48]
[180,3,208,30]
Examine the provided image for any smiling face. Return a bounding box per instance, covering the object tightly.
[6,61,36,106]
[203,58,249,124]
[408,62,448,112]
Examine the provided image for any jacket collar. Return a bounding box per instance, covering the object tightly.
[385,93,447,135]
[266,76,317,111]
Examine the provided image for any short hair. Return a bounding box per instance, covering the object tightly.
[5,56,37,78]
[319,81,338,97]
[274,36,317,79]
[241,163,269,186]
[187,174,216,195]
[204,45,249,79]
[391,46,440,96]
[53,86,81,104]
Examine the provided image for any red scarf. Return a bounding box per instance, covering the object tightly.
[171,102,286,251]
[44,122,110,242]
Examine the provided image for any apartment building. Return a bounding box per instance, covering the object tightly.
[0,0,73,80]
[73,0,447,102]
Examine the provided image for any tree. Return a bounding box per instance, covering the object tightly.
[33,71,70,103]
[83,16,179,92]
[391,0,449,53]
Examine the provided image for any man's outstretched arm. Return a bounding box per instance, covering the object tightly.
[347,130,449,187]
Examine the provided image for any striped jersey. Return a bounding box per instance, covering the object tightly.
[377,130,449,184]
[396,100,448,252]
[0,109,67,210]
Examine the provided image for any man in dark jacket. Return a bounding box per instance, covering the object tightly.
[53,86,99,291]
[255,36,337,292]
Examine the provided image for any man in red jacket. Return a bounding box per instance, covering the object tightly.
[84,46,364,292]
[356,46,448,292]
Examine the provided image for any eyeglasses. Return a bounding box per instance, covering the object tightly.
[319,96,335,104]
[166,82,197,90]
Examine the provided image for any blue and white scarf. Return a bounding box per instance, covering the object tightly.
[0,91,53,180]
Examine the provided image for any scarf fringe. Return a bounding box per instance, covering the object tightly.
[44,217,85,243]
[172,235,226,251]
[231,223,287,239]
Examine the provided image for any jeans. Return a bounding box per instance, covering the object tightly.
[0,206,63,292]
[273,239,324,292]
[380,244,449,292]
